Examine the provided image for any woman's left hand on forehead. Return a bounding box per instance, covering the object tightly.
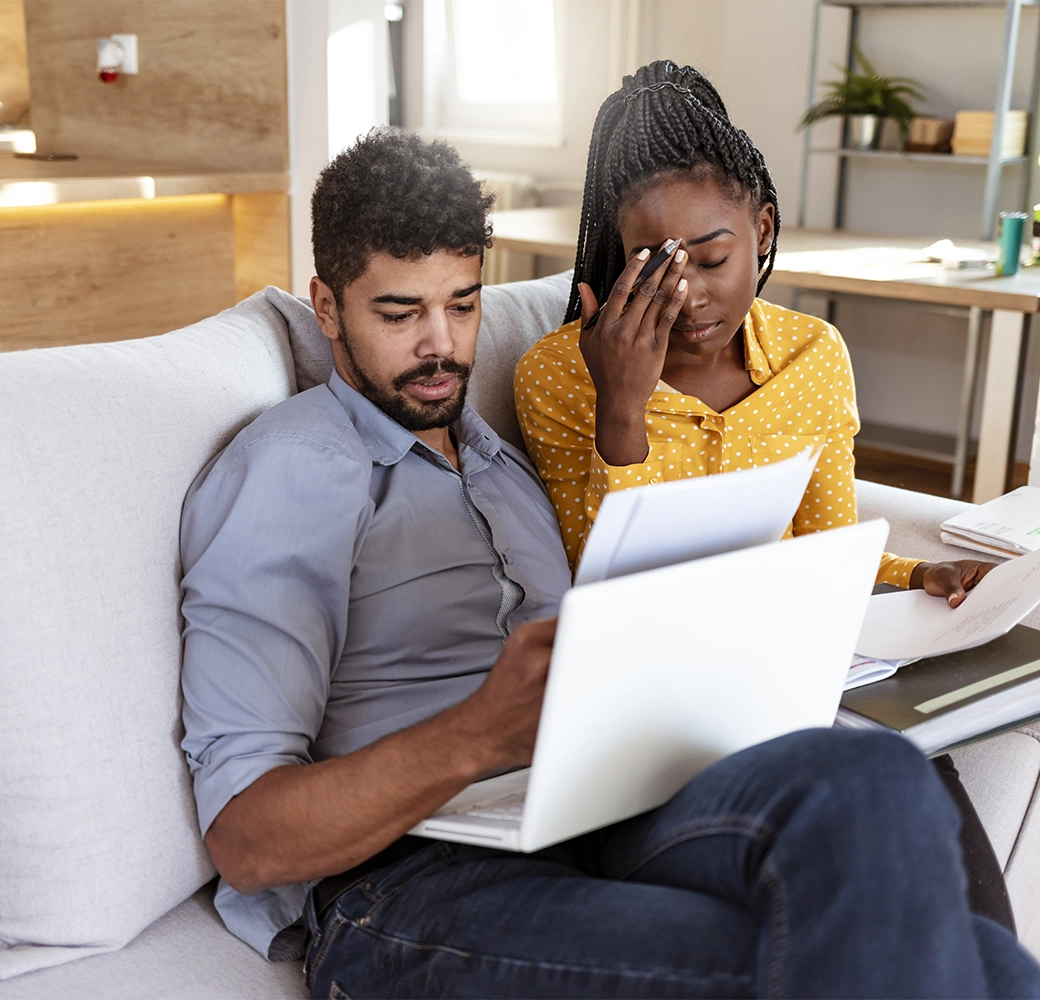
[577,246,687,410]
[577,246,688,467]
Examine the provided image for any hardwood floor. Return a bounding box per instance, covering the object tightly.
[855,444,1028,501]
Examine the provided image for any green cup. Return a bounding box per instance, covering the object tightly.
[996,212,1027,276]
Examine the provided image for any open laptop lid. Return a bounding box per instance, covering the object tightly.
[517,518,889,852]
[574,447,821,585]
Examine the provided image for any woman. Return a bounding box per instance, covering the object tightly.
[514,59,1012,931]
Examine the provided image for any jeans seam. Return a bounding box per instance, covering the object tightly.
[615,814,777,881]
[310,911,350,982]
[760,858,789,1000]
[347,923,754,989]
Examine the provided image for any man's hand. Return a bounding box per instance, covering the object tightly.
[909,560,996,608]
[459,617,558,773]
[578,245,687,467]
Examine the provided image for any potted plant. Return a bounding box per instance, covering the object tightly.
[799,47,924,150]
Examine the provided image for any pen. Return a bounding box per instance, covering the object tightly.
[583,237,684,331]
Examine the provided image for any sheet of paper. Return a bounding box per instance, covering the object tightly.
[574,447,820,585]
[855,546,1040,660]
[844,655,920,691]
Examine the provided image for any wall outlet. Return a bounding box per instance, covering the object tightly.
[111,34,138,74]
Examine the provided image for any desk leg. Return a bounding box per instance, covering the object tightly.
[1028,332,1040,489]
[973,308,1026,504]
[951,306,982,499]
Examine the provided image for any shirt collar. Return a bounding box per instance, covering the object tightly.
[326,369,502,468]
[743,306,772,384]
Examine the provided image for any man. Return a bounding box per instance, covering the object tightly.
[180,128,1040,998]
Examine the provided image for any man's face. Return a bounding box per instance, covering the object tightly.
[313,250,482,432]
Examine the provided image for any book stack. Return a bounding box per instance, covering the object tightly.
[838,624,1040,755]
[940,485,1040,559]
[952,110,1028,158]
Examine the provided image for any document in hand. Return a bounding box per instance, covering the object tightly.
[854,545,1040,661]
[940,485,1040,560]
[573,447,820,585]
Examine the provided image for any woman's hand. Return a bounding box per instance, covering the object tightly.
[578,244,688,467]
[909,560,996,608]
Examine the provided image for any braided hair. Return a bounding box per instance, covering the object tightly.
[565,60,780,324]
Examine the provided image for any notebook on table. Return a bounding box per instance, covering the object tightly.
[410,518,889,853]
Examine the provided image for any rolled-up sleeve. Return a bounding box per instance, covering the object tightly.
[179,431,371,836]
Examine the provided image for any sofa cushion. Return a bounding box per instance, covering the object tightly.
[277,271,573,450]
[0,885,306,1000]
[0,298,296,978]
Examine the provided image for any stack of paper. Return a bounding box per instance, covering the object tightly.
[952,110,1027,158]
[941,486,1040,559]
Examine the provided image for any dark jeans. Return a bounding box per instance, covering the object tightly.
[932,752,1015,933]
[305,729,1040,999]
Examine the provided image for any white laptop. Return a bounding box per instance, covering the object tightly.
[411,517,889,852]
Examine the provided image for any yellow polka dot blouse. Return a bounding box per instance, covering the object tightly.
[513,298,921,588]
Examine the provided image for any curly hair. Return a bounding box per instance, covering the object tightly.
[566,60,780,323]
[312,128,495,304]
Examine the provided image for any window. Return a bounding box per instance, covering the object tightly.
[423,0,564,145]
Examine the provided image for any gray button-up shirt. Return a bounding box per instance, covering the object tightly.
[180,371,571,960]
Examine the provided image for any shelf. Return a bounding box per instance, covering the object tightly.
[822,0,1038,8]
[810,147,1029,165]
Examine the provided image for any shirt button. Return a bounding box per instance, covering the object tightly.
[649,478,658,484]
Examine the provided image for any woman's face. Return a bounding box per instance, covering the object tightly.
[616,172,774,358]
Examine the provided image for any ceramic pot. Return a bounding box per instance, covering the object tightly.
[847,114,882,150]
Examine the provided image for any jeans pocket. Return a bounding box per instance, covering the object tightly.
[329,982,352,1000]
[308,842,468,990]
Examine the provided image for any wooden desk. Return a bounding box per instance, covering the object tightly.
[491,207,1040,503]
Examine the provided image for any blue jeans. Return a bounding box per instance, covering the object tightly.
[304,729,1040,998]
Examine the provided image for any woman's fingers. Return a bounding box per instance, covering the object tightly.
[597,247,652,328]
[915,559,998,608]
[577,283,600,328]
[656,276,689,345]
[629,246,686,335]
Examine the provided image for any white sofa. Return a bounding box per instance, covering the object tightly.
[3,272,1040,998]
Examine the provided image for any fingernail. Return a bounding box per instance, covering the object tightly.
[637,248,650,260]
[676,249,686,263]
[678,278,687,291]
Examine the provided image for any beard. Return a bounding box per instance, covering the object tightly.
[337,317,471,432]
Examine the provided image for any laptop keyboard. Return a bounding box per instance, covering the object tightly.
[455,792,526,821]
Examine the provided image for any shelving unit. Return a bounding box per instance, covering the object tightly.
[797,0,1040,239]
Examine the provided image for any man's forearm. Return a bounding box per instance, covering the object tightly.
[205,698,494,894]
